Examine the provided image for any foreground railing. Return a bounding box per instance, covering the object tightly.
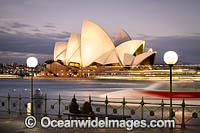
[0,93,200,128]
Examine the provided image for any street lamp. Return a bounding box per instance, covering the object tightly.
[163,51,178,119]
[26,57,38,115]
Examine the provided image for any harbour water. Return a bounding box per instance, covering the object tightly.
[0,78,151,98]
[0,78,200,99]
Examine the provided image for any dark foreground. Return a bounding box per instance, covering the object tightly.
[0,114,199,133]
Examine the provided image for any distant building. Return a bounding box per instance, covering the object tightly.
[11,62,17,67]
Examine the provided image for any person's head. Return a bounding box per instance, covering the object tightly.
[84,98,89,103]
[72,97,77,103]
[36,88,42,94]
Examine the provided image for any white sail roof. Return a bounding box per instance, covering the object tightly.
[116,40,145,65]
[94,50,111,65]
[54,42,68,62]
[66,33,81,64]
[95,49,120,65]
[53,20,156,68]
[68,48,81,64]
[114,28,131,46]
[81,20,116,67]
[132,52,156,68]
[123,53,135,66]
[104,49,121,65]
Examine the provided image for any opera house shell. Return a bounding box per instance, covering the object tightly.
[53,20,156,68]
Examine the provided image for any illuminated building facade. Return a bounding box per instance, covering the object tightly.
[54,20,156,68]
[41,20,156,77]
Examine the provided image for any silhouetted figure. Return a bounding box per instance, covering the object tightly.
[34,88,43,116]
[69,97,81,114]
[82,100,94,115]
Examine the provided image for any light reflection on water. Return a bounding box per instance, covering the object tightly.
[0,78,150,98]
[0,78,200,99]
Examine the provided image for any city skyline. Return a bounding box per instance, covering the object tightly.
[0,0,200,64]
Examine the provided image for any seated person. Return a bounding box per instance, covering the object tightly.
[69,97,81,114]
[82,98,94,115]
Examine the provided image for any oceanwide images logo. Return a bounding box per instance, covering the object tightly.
[24,116,175,130]
[24,116,37,129]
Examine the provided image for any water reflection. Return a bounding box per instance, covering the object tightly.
[0,79,200,99]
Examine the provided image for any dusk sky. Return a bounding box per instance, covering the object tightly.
[0,0,200,64]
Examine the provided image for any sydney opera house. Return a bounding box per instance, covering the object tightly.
[41,20,156,77]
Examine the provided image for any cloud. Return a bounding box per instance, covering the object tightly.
[1,21,70,39]
[0,51,51,60]
[43,24,56,28]
[112,32,200,64]
[9,22,34,28]
[145,35,200,64]
[31,28,41,32]
[0,51,52,64]
[0,23,199,65]
[33,32,70,39]
[0,29,70,63]
[0,26,11,32]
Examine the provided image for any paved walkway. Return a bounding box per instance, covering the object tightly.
[0,114,199,133]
